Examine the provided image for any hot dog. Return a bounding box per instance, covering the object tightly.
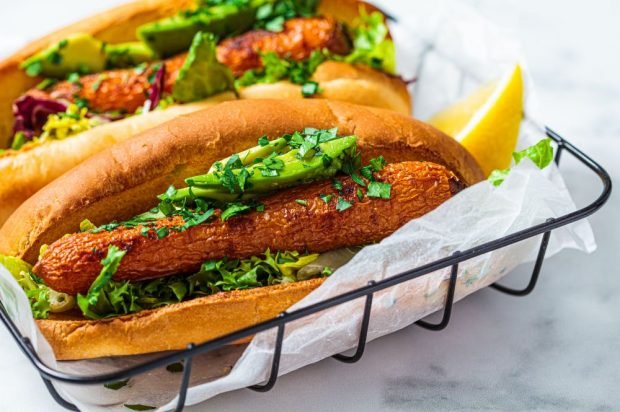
[0,0,411,227]
[0,99,483,360]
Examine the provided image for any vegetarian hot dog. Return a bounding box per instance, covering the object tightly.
[0,0,411,227]
[0,99,483,360]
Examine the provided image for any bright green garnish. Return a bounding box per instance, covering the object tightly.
[77,249,321,319]
[489,138,554,186]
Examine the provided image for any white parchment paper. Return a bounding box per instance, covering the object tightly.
[0,0,597,410]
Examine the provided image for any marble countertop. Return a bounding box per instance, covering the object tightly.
[0,0,618,410]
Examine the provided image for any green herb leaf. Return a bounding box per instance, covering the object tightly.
[320,194,333,204]
[156,227,170,239]
[104,379,129,390]
[370,155,387,172]
[78,245,126,307]
[488,168,510,186]
[124,405,156,411]
[367,181,391,199]
[301,81,320,97]
[356,188,364,201]
[513,138,554,169]
[221,203,252,221]
[336,197,353,212]
[488,139,554,186]
[332,178,343,191]
[258,135,269,146]
[295,199,308,206]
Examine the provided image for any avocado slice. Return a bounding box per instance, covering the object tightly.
[21,33,106,78]
[104,42,157,68]
[172,32,235,103]
[174,135,357,201]
[138,3,256,58]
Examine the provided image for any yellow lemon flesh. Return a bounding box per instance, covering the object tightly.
[429,64,524,176]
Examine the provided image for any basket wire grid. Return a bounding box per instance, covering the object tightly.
[0,126,612,411]
[0,5,613,410]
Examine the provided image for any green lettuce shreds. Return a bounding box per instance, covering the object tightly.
[235,49,327,91]
[488,138,554,186]
[77,250,322,320]
[342,10,396,74]
[0,255,50,319]
[172,32,235,103]
[76,245,127,319]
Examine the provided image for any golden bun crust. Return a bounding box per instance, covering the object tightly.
[0,99,484,263]
[38,278,324,360]
[239,62,411,115]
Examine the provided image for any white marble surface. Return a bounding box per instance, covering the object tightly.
[0,0,618,410]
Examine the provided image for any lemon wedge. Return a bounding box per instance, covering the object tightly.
[429,64,524,176]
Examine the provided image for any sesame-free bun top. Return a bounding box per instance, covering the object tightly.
[0,99,484,263]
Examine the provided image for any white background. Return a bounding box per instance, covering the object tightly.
[0,0,619,410]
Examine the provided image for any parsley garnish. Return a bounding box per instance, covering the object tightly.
[295,199,308,206]
[155,227,169,239]
[221,203,252,221]
[336,197,353,212]
[301,81,320,97]
[124,405,155,411]
[332,178,343,191]
[104,379,129,390]
[367,181,391,199]
[489,138,554,186]
[320,194,333,204]
[258,135,269,146]
[356,188,364,201]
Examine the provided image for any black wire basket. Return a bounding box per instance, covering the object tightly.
[0,126,612,411]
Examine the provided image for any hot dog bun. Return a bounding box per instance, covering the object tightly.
[0,99,483,264]
[39,278,324,360]
[2,99,482,360]
[0,0,410,227]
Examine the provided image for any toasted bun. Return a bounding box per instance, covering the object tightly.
[0,0,409,226]
[38,278,324,360]
[239,62,411,114]
[0,99,484,264]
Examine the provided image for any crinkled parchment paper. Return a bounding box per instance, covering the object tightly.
[0,0,596,410]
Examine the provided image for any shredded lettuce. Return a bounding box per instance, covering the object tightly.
[76,245,127,319]
[0,255,51,319]
[77,250,322,320]
[236,10,396,92]
[488,138,554,186]
[341,10,396,74]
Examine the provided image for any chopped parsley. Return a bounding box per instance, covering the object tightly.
[332,178,343,191]
[336,197,353,212]
[155,227,170,239]
[367,181,391,199]
[124,405,156,411]
[356,188,365,201]
[221,203,252,221]
[104,379,129,390]
[320,193,333,204]
[258,135,269,146]
[301,81,320,97]
[295,199,308,206]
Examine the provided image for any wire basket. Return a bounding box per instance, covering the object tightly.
[0,126,612,411]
